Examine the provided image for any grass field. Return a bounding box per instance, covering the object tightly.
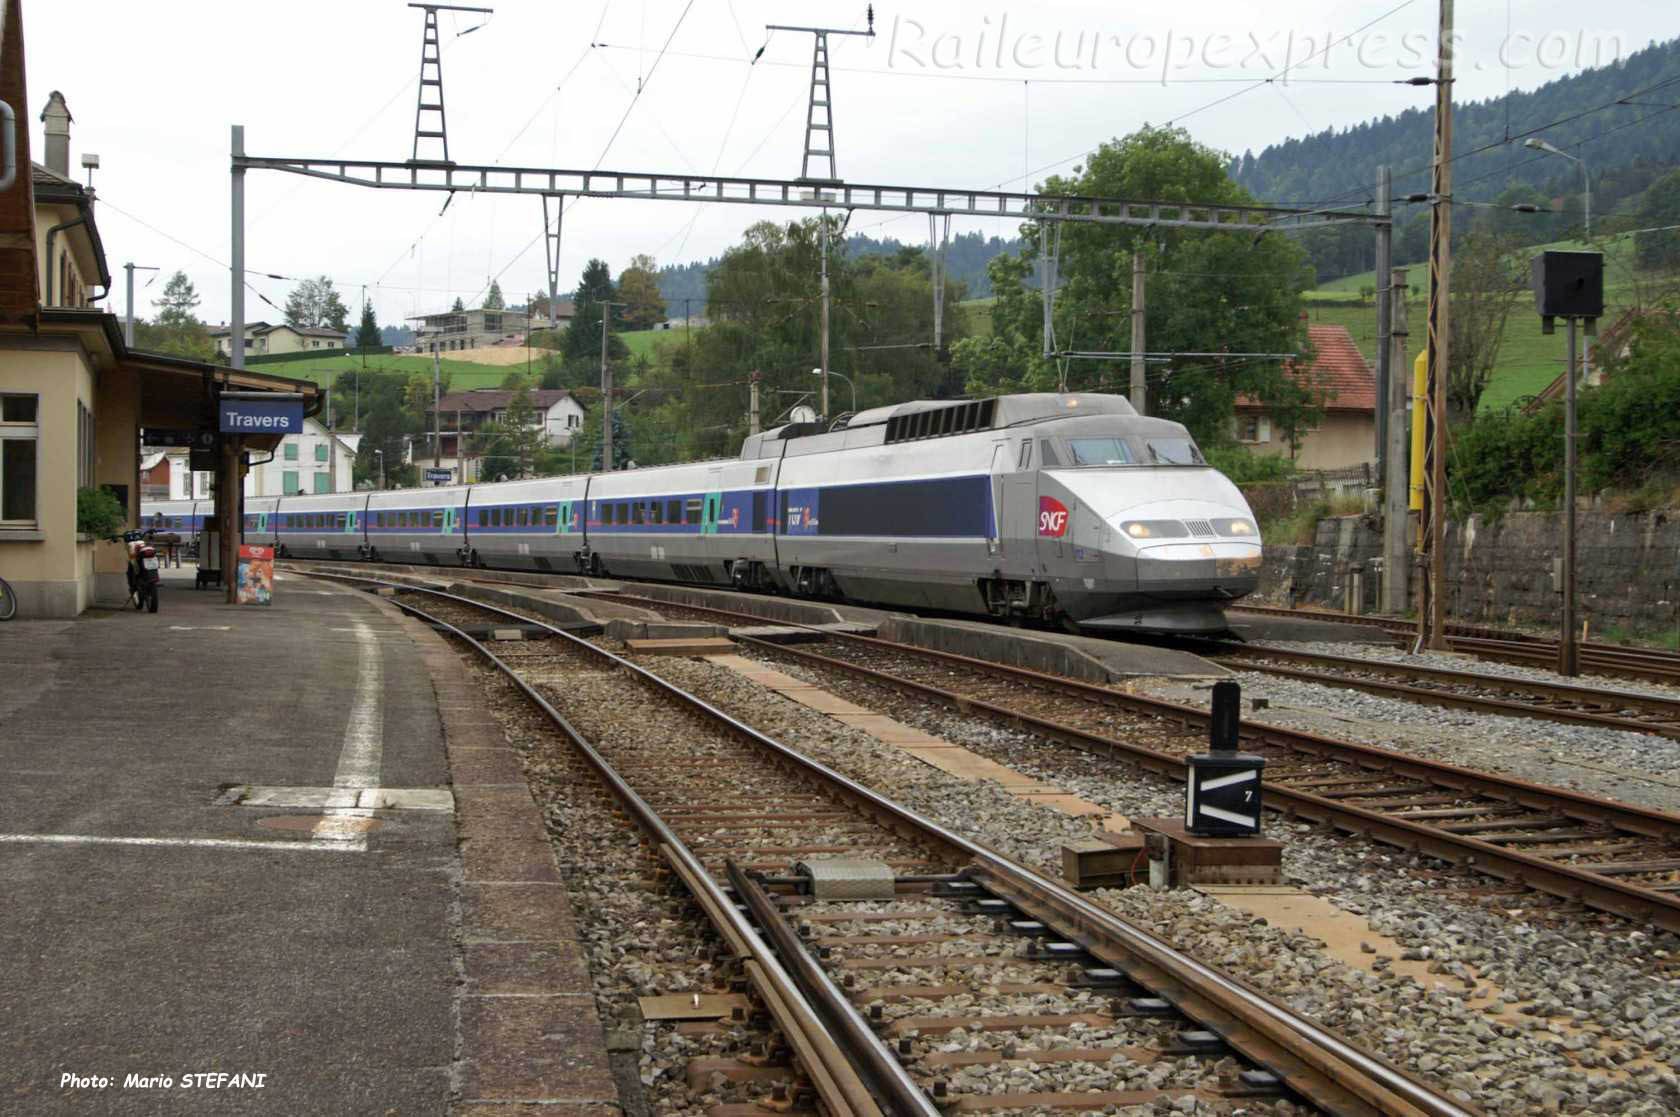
[1309,232,1658,413]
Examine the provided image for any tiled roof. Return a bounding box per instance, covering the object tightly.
[1236,324,1375,413]
[433,388,577,413]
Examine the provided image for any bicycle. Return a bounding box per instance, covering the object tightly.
[0,573,15,620]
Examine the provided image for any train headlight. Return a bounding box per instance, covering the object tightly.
[1213,518,1257,537]
[1123,519,1187,539]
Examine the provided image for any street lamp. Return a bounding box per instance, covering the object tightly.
[373,448,385,490]
[1523,137,1589,239]
[813,367,855,415]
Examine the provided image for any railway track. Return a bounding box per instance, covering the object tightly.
[1228,604,1680,685]
[312,570,1473,1117]
[570,587,1680,934]
[1204,643,1680,740]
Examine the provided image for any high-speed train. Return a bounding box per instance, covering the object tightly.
[143,393,1263,633]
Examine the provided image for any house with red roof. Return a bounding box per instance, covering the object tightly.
[1233,323,1377,471]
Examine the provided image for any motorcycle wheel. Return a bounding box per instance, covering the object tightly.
[146,586,159,614]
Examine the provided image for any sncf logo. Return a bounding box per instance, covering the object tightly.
[1037,496,1069,537]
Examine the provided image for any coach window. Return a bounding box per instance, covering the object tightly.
[613,502,625,524]
[649,501,663,525]
[433,510,444,528]
[632,502,645,525]
[1039,440,1061,467]
[544,505,558,527]
[685,498,702,525]
[1016,440,1032,469]
[516,506,529,528]
[476,509,487,528]
[667,499,681,523]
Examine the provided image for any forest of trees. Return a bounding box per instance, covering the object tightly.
[656,230,1021,310]
[1232,37,1680,278]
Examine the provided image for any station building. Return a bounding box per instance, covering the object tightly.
[0,3,318,616]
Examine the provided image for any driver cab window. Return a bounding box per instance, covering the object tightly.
[1067,438,1132,466]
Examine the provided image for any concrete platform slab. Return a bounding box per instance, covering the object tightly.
[0,574,455,1113]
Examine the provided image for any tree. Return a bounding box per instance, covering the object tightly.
[1447,232,1528,424]
[484,280,505,310]
[132,319,217,362]
[154,271,202,329]
[617,254,666,330]
[590,408,632,471]
[1636,169,1680,270]
[563,258,621,361]
[451,296,466,313]
[336,369,421,489]
[952,125,1317,445]
[354,301,381,350]
[284,276,350,332]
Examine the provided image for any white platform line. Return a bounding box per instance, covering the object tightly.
[313,618,386,847]
[0,834,362,853]
[332,618,385,789]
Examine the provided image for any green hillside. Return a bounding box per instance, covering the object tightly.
[254,352,530,391]
[1310,232,1653,413]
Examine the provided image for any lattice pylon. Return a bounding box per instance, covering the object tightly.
[801,32,837,182]
[412,7,450,163]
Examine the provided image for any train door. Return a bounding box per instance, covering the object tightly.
[702,468,723,535]
[988,440,1009,556]
[1003,474,1039,574]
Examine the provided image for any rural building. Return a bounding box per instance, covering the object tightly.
[208,320,347,358]
[413,387,585,482]
[408,305,532,352]
[1233,324,1377,472]
[0,36,318,617]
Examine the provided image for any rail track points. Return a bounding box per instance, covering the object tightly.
[313,571,1477,1116]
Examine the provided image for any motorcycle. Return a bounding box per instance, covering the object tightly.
[112,529,162,613]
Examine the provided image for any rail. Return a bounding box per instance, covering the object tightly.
[306,568,1477,1117]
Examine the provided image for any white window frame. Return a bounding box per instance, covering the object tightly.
[1,392,41,528]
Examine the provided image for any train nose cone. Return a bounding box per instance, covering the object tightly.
[1134,540,1262,599]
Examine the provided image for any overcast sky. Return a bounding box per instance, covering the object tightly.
[22,0,1670,330]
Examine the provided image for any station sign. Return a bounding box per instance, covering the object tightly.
[219,398,302,434]
[424,468,453,484]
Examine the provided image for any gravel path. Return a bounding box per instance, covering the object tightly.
[1137,668,1680,814]
[634,645,1680,1115]
[1256,638,1680,703]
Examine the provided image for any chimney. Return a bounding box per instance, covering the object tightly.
[41,91,72,177]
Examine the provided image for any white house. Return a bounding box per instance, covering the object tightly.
[414,388,586,482]
[154,418,360,499]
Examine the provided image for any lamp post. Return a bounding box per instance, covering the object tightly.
[373,448,385,490]
[813,367,855,415]
[1523,137,1589,240]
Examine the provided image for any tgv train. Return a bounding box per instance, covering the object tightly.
[143,393,1263,633]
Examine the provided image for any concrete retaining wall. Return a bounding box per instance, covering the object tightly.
[1258,508,1680,637]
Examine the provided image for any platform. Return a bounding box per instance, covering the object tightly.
[0,569,618,1114]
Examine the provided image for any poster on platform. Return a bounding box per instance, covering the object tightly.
[236,545,274,606]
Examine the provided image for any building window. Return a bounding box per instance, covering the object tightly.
[1,394,39,526]
[76,400,94,488]
[282,469,300,494]
[314,473,331,494]
[314,443,328,462]
[1236,415,1271,444]
[284,442,299,461]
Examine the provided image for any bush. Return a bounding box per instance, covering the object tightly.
[1203,444,1295,485]
[1448,310,1680,513]
[77,486,126,538]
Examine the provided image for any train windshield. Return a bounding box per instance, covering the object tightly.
[1067,438,1133,466]
[1143,438,1204,465]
